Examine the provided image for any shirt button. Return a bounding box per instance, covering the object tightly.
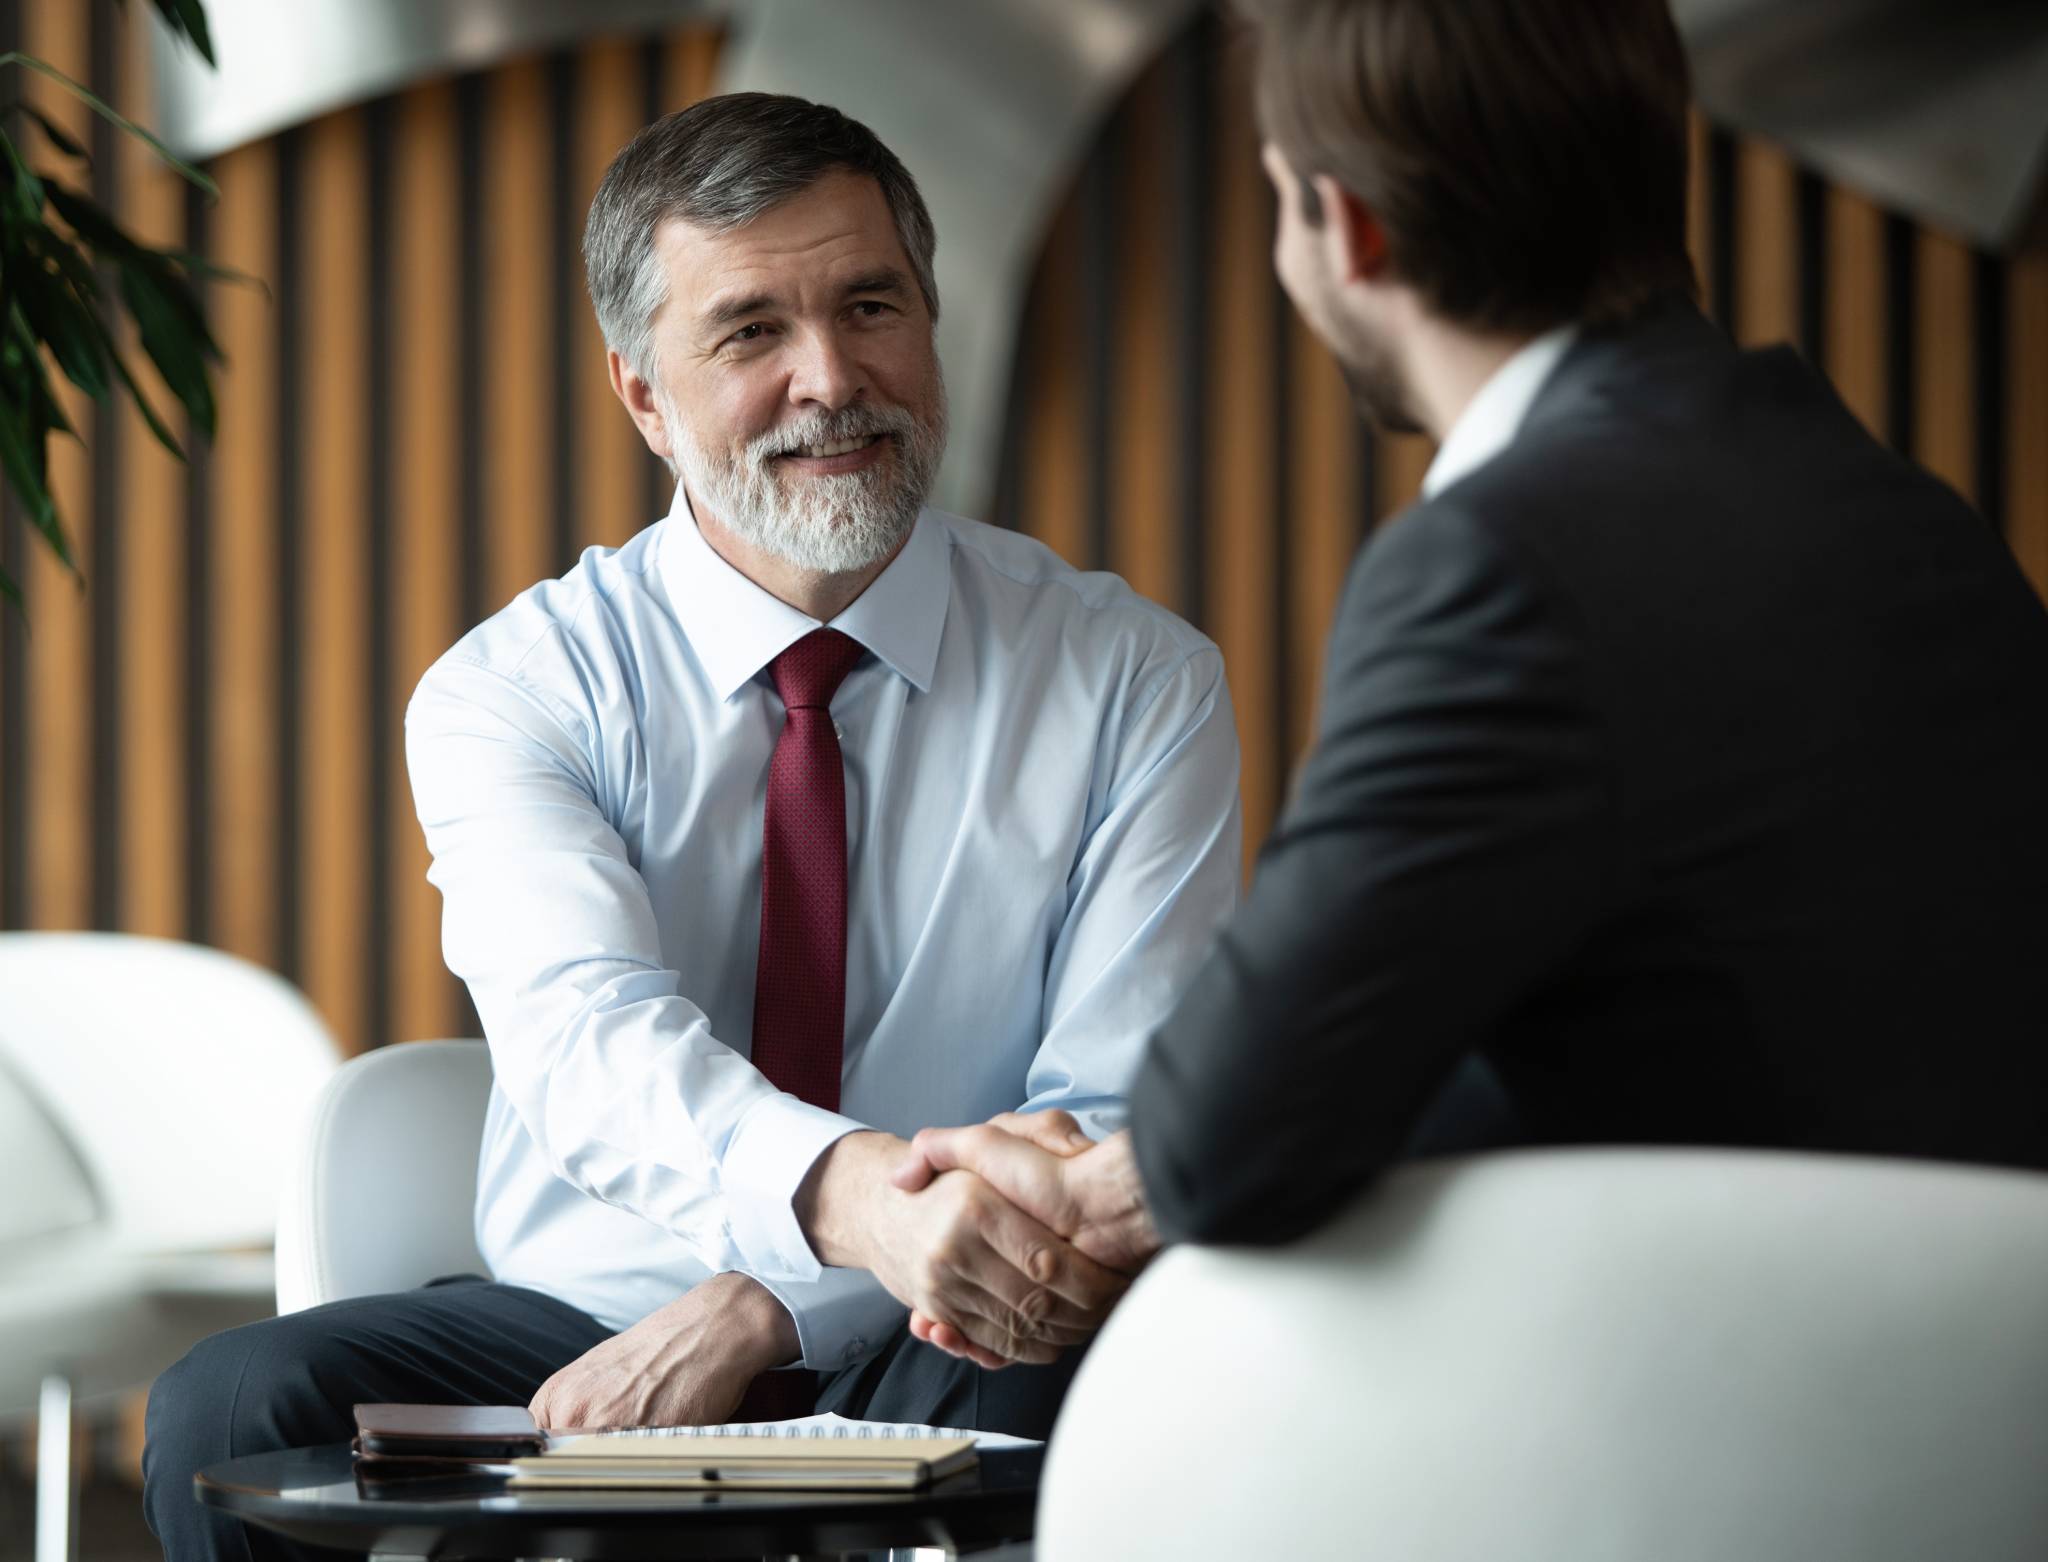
[834,722,846,741]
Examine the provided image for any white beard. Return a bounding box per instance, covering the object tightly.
[668,381,948,577]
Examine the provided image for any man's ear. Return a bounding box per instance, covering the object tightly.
[1311,172,1390,286]
[608,350,675,466]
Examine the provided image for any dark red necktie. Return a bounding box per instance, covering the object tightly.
[750,627,866,1111]
[737,628,864,1423]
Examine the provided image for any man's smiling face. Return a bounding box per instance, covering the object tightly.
[646,168,947,576]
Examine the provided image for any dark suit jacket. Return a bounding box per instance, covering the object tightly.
[1130,296,2048,1247]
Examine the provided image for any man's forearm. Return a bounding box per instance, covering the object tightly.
[721,1272,804,1370]
[794,1129,910,1271]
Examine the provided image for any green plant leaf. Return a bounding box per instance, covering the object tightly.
[0,562,22,614]
[137,0,217,70]
[44,184,224,437]
[8,309,81,441]
[0,52,218,198]
[13,232,111,399]
[104,331,187,459]
[2,100,90,162]
[119,256,216,436]
[42,180,139,255]
[0,399,71,570]
[0,123,49,224]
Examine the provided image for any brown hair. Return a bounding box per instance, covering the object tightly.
[1243,0,1697,332]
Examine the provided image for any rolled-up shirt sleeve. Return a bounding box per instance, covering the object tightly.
[406,652,863,1287]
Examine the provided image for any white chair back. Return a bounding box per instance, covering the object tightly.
[275,1038,494,1315]
[0,1056,97,1253]
[1039,1148,2048,1562]
[0,933,339,1253]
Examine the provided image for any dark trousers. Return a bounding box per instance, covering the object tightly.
[143,1275,1085,1562]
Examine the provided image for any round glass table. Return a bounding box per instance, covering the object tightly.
[197,1440,1043,1559]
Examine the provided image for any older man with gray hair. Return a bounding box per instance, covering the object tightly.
[141,91,1240,1561]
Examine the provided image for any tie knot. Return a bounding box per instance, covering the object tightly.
[770,629,865,711]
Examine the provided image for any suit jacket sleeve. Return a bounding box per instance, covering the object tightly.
[1128,499,1621,1246]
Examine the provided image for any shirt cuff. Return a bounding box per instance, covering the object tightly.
[753,1265,907,1372]
[723,1091,867,1283]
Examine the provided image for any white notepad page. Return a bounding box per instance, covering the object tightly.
[576,1411,1041,1451]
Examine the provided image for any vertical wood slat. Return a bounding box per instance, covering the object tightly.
[1286,314,1355,760]
[364,97,395,1050]
[273,128,305,983]
[1206,39,1280,867]
[483,60,556,614]
[181,157,211,942]
[88,0,121,933]
[22,0,93,933]
[115,17,187,939]
[1079,122,1117,575]
[1824,186,1888,438]
[1109,65,1176,611]
[1171,17,1214,628]
[1913,227,1976,504]
[664,29,722,115]
[204,143,280,968]
[576,39,653,553]
[2009,253,2048,602]
[390,83,466,1044]
[1734,138,1798,347]
[0,0,21,927]
[1016,197,1088,567]
[1685,112,1711,289]
[1374,431,1435,521]
[640,28,722,529]
[298,111,370,1052]
[1266,265,1295,803]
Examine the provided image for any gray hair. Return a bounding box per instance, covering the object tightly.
[583,92,941,381]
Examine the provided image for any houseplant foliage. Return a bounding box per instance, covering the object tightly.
[0,0,220,614]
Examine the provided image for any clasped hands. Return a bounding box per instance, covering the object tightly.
[873,1111,1161,1368]
[794,1113,1160,1371]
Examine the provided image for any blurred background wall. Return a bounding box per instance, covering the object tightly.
[1,0,2044,1061]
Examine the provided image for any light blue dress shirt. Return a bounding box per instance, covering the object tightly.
[405,491,1242,1370]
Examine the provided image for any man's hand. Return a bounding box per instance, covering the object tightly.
[890,1114,1162,1363]
[527,1271,799,1431]
[796,1131,1129,1372]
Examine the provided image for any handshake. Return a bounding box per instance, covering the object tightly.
[797,1111,1162,1370]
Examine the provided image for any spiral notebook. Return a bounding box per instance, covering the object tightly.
[579,1411,1041,1451]
[512,1413,1022,1491]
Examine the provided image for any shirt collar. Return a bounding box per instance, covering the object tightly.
[656,486,951,703]
[1421,323,1579,500]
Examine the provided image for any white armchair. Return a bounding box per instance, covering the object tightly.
[274,1038,494,1315]
[0,933,340,1562]
[1039,1147,2048,1562]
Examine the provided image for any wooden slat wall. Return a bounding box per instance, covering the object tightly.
[0,10,703,1052]
[390,82,464,1044]
[1,6,2045,1052]
[20,0,93,936]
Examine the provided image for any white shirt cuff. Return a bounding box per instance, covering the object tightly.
[722,1091,866,1283]
[754,1265,907,1372]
